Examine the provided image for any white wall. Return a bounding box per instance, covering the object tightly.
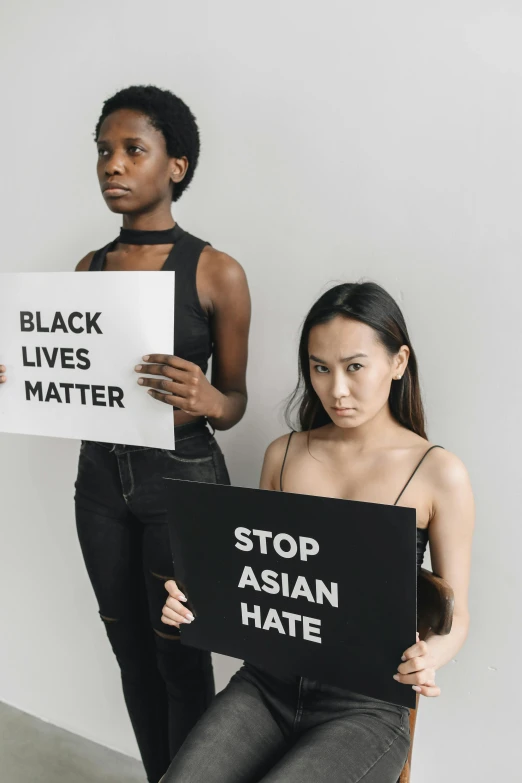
[0,1,519,779]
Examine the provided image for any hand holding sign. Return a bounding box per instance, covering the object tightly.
[0,364,5,384]
[135,354,223,418]
[162,579,195,628]
[395,633,440,697]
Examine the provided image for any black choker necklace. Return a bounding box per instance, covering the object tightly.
[118,225,182,245]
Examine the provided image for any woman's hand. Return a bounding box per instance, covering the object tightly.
[135,355,224,419]
[161,580,195,629]
[0,365,6,384]
[393,632,441,697]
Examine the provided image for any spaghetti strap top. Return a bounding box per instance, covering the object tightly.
[279,431,443,571]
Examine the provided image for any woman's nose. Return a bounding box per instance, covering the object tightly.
[331,372,350,401]
[104,153,125,176]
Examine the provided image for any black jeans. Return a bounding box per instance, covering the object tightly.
[162,662,410,783]
[74,419,230,783]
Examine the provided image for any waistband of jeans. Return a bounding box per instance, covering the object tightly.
[84,417,212,451]
[174,417,213,441]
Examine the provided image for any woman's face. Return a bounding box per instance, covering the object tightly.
[308,316,409,430]
[96,109,187,215]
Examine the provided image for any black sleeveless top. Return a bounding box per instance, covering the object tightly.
[279,433,443,572]
[88,224,212,374]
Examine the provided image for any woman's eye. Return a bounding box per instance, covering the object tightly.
[97,148,108,157]
[314,365,329,374]
[128,146,144,154]
[347,363,363,372]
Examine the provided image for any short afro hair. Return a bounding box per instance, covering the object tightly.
[95,85,200,202]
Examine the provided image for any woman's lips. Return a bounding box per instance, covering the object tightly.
[102,181,131,198]
[332,407,356,416]
[103,187,130,198]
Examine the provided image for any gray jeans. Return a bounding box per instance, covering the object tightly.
[161,661,410,783]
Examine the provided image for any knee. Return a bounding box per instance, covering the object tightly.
[99,612,152,678]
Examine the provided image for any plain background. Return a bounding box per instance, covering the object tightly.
[0,1,519,780]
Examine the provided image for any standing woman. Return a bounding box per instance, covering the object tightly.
[74,85,251,783]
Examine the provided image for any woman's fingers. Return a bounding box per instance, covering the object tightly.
[161,609,180,628]
[162,580,194,626]
[164,579,182,597]
[401,639,429,662]
[135,357,205,414]
[161,606,189,627]
[412,683,441,697]
[397,653,435,675]
[395,667,441,695]
[138,376,188,396]
[140,354,192,371]
[145,389,194,409]
[161,598,194,626]
[135,363,188,383]
[393,668,436,686]
[0,365,6,383]
[394,635,438,695]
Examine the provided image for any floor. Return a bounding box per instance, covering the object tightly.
[0,701,145,783]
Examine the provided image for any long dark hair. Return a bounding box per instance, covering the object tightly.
[285,282,427,439]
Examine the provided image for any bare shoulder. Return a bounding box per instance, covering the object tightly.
[200,246,248,287]
[425,449,474,520]
[260,432,297,490]
[424,446,472,493]
[264,430,308,468]
[265,432,295,461]
[75,251,95,271]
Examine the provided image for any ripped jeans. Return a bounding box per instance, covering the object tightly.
[74,419,230,783]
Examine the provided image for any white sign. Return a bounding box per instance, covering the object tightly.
[0,272,175,449]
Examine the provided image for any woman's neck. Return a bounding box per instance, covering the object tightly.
[121,207,175,232]
[330,404,406,452]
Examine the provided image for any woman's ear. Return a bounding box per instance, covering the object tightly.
[171,156,189,184]
[393,345,410,380]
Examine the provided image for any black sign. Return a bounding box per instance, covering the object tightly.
[166,480,417,708]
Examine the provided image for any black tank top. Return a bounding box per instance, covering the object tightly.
[88,224,212,374]
[279,433,443,572]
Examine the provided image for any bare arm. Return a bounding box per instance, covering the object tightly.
[137,252,251,431]
[396,450,475,696]
[207,253,251,431]
[423,451,475,667]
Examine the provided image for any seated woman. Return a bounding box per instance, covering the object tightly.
[159,281,474,783]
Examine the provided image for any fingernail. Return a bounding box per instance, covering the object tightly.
[401,655,406,661]
[412,686,421,692]
[393,674,400,680]
[143,355,150,361]
[186,612,194,622]
[177,594,187,602]
[147,389,154,395]
[135,365,142,371]
[137,378,144,385]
